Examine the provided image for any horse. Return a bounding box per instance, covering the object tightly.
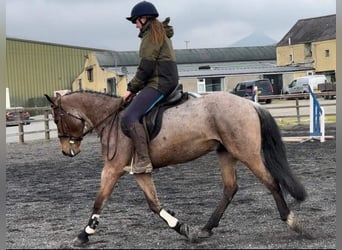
[45,90,308,246]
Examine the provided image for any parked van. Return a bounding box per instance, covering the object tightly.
[284,75,327,95]
[231,79,274,103]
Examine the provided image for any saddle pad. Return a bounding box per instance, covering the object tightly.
[143,92,189,141]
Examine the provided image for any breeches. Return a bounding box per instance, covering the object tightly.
[122,87,164,127]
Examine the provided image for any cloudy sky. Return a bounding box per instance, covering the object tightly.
[6,0,336,51]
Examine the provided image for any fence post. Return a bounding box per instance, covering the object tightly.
[295,98,301,124]
[18,111,24,144]
[44,110,50,140]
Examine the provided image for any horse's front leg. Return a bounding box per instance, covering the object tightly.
[74,161,124,246]
[134,174,193,241]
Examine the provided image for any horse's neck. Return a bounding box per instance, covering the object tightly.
[73,93,122,126]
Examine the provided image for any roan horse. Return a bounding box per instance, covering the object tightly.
[45,90,308,246]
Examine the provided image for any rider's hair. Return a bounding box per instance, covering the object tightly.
[149,18,165,45]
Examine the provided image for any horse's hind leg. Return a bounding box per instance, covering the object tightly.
[244,156,308,236]
[200,148,239,238]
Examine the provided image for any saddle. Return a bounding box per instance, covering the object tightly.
[142,84,189,141]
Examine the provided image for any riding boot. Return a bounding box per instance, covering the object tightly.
[123,122,153,174]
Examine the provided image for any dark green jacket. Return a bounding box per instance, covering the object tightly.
[127,17,179,95]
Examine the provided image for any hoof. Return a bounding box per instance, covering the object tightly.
[198,228,213,238]
[59,235,89,249]
[77,231,90,244]
[287,212,314,239]
[287,214,302,233]
[288,221,314,239]
[179,224,212,243]
[59,231,90,248]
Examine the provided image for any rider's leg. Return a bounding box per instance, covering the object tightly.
[122,87,164,174]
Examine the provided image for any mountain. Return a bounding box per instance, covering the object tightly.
[230,32,277,47]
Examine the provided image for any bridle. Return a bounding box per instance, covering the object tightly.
[53,105,87,142]
[52,96,124,155]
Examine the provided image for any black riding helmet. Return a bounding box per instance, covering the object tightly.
[126,1,159,23]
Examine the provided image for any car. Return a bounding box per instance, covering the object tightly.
[6,110,31,126]
[230,79,274,104]
[284,75,327,98]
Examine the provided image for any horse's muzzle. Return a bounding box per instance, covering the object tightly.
[60,139,81,157]
[62,150,79,157]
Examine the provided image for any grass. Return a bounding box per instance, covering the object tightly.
[275,116,336,129]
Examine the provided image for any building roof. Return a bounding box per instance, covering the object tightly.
[94,45,276,67]
[107,60,312,78]
[277,14,336,46]
[175,46,276,64]
[177,61,312,77]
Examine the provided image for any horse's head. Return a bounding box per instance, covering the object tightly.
[45,93,87,157]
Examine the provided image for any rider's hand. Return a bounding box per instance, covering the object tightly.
[123,91,134,103]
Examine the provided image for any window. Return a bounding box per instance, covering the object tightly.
[198,77,223,92]
[87,67,94,82]
[288,80,296,88]
[205,77,222,91]
[304,43,312,58]
[289,54,293,63]
[235,83,244,91]
[246,84,254,90]
[325,50,330,57]
[256,81,271,89]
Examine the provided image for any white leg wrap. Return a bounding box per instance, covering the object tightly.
[85,214,100,235]
[159,209,178,228]
[85,226,96,235]
[286,211,294,227]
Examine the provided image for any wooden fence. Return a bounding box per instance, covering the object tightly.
[258,91,336,124]
[6,92,336,144]
[6,107,55,144]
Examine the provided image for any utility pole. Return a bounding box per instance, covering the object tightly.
[6,87,11,108]
[184,40,190,49]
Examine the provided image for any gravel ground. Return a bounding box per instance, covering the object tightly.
[6,124,336,249]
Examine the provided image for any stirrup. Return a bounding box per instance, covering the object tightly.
[123,157,152,174]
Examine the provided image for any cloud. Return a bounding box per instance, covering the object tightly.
[6,0,336,50]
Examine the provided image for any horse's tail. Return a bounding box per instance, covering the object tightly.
[253,104,307,202]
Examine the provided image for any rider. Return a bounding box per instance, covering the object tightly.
[122,1,179,174]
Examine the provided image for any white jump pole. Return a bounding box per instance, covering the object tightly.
[320,107,325,142]
[309,91,313,135]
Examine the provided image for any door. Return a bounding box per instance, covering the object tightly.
[264,74,283,95]
[107,78,117,95]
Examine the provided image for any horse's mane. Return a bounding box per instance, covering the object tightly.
[64,89,121,99]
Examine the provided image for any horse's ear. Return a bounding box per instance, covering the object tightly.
[44,94,53,104]
[44,94,56,107]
